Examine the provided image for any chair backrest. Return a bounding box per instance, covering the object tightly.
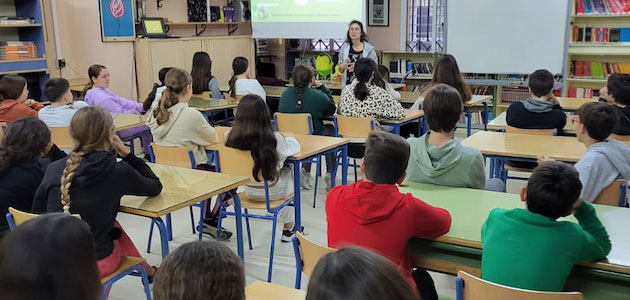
[455,271,583,300]
[223,92,244,102]
[274,113,313,135]
[505,126,556,136]
[148,143,195,169]
[0,121,6,143]
[609,134,630,141]
[216,145,257,181]
[334,115,375,138]
[593,179,628,207]
[49,127,75,149]
[293,232,335,277]
[7,207,38,230]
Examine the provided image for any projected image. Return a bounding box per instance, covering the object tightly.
[252,0,360,22]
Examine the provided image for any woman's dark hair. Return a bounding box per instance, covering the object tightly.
[191,52,214,95]
[0,118,50,174]
[429,54,472,103]
[292,64,314,110]
[143,67,173,112]
[153,241,245,300]
[378,64,391,82]
[0,75,27,101]
[225,94,278,182]
[345,20,368,43]
[228,57,249,98]
[82,64,106,97]
[306,247,418,300]
[0,213,101,300]
[370,60,386,89]
[353,58,376,101]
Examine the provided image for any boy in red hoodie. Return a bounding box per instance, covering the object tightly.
[0,75,43,124]
[326,130,452,300]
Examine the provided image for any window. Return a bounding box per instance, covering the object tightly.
[407,0,445,53]
[310,38,346,51]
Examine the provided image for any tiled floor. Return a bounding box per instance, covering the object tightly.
[109,129,529,300]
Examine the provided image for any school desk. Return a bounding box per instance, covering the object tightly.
[113,113,148,131]
[188,96,238,125]
[206,127,349,233]
[380,109,425,136]
[120,164,249,260]
[68,78,89,95]
[487,111,578,134]
[246,281,306,300]
[400,182,630,300]
[557,97,597,112]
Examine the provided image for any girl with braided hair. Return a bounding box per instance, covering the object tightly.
[0,118,57,238]
[32,106,162,278]
[278,64,337,190]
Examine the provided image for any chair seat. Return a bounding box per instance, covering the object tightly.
[101,256,146,283]
[504,165,534,173]
[229,192,294,210]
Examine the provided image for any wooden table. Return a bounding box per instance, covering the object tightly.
[400,182,630,300]
[488,111,577,134]
[68,78,89,93]
[189,96,238,125]
[557,97,597,111]
[120,164,249,259]
[113,113,147,131]
[263,85,286,98]
[246,281,306,300]
[206,127,349,232]
[380,109,425,136]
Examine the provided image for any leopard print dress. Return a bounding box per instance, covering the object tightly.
[338,82,406,128]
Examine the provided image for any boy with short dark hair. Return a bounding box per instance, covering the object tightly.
[326,130,451,299]
[39,78,88,127]
[482,161,611,292]
[599,73,630,135]
[506,69,566,133]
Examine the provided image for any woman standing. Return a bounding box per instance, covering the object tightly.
[338,20,378,88]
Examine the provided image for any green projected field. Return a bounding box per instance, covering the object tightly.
[251,0,362,22]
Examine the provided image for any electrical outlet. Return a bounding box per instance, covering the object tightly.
[57,59,66,68]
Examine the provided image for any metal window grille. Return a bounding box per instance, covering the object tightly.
[310,38,346,51]
[407,0,445,53]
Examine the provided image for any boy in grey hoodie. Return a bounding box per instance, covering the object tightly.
[406,84,504,191]
[540,102,630,203]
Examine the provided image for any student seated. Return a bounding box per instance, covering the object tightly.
[279,64,337,190]
[143,67,172,112]
[540,102,630,203]
[377,64,401,101]
[411,54,472,110]
[225,94,300,241]
[0,118,61,238]
[481,161,611,292]
[506,69,566,133]
[153,241,244,300]
[32,106,162,279]
[191,52,224,99]
[598,73,630,135]
[306,247,418,300]
[38,78,89,127]
[406,84,504,192]
[228,56,266,99]
[326,130,451,299]
[0,214,101,300]
[0,75,43,124]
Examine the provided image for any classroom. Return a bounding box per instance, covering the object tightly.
[0,0,629,299]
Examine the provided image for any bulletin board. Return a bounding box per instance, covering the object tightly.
[99,0,136,42]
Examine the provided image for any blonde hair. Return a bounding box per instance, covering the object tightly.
[60,106,114,214]
[153,68,192,126]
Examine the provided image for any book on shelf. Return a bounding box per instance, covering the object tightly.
[570,60,630,78]
[0,16,35,25]
[0,41,37,60]
[571,25,630,43]
[568,88,598,98]
[575,0,630,15]
[389,59,433,78]
[470,85,494,95]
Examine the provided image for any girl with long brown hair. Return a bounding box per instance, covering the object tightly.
[225,94,300,241]
[191,52,224,98]
[411,54,472,110]
[32,106,162,279]
[227,57,266,99]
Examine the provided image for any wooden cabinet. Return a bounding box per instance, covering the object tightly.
[135,36,255,100]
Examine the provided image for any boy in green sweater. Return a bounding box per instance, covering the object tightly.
[481,161,611,292]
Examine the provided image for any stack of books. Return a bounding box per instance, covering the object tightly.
[0,16,35,24]
[389,59,433,77]
[568,88,597,98]
[0,41,37,60]
[571,26,630,43]
[575,0,630,15]
[569,61,630,79]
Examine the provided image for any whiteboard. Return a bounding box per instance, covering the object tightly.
[445,0,570,74]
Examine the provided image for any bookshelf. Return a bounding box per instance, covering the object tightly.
[381,51,437,91]
[566,0,630,98]
[0,0,49,101]
[165,21,250,36]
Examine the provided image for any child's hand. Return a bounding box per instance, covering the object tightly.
[111,135,131,158]
[537,155,555,164]
[312,79,323,88]
[23,99,37,106]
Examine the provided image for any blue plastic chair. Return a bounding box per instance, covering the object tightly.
[5,208,152,300]
[333,115,375,182]
[213,146,295,282]
[146,144,207,253]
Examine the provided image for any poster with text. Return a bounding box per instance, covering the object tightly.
[99,0,135,42]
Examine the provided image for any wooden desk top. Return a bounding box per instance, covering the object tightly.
[487,112,577,133]
[263,85,286,98]
[120,164,249,218]
[557,97,597,111]
[380,109,424,124]
[68,78,89,92]
[188,97,238,111]
[246,281,306,300]
[399,91,492,107]
[399,182,630,274]
[206,126,349,161]
[113,114,148,131]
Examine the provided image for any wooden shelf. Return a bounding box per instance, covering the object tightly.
[166,21,248,26]
[382,50,434,55]
[0,68,48,75]
[573,14,630,18]
[0,58,46,64]
[0,23,42,28]
[391,74,432,80]
[566,78,607,84]
[568,45,630,55]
